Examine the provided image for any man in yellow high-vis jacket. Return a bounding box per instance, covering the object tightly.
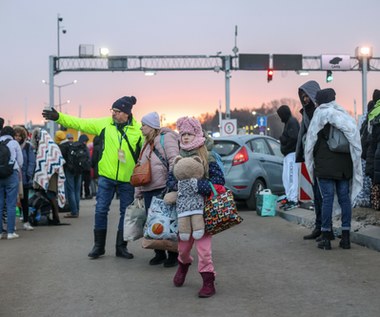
[43,96,143,259]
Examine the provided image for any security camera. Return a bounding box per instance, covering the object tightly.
[62,29,67,34]
[58,17,63,22]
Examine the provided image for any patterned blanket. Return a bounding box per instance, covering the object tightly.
[305,101,363,213]
[33,129,66,207]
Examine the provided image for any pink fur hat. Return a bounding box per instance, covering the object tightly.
[176,116,205,151]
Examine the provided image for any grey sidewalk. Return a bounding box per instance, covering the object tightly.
[277,205,380,252]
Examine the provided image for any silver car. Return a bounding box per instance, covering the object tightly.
[213,134,285,209]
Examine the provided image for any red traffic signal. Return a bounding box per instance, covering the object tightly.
[267,69,274,82]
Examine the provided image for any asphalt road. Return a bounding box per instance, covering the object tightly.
[1,199,380,317]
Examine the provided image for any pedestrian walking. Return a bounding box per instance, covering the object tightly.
[134,111,180,267]
[166,116,225,298]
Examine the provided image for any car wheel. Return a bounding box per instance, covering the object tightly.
[246,179,266,210]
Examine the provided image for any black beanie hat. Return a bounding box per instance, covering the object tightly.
[111,96,137,114]
[315,88,336,105]
[372,89,380,103]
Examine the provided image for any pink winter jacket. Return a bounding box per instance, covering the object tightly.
[137,127,179,192]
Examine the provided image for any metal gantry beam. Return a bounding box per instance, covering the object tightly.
[55,55,228,73]
[54,55,380,73]
[46,54,380,136]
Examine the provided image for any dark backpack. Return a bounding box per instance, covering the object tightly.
[66,141,91,175]
[0,139,15,178]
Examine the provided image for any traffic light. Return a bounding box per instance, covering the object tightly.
[267,69,273,82]
[326,70,333,82]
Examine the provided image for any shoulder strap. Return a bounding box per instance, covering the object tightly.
[153,134,169,170]
[117,126,141,164]
[138,141,153,161]
[153,147,169,170]
[1,139,11,146]
[160,133,168,162]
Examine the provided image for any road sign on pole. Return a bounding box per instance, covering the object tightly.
[257,116,267,127]
[221,119,237,136]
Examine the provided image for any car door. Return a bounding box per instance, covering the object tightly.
[248,138,283,193]
[264,138,285,193]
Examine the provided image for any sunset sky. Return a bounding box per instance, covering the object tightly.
[1,0,380,128]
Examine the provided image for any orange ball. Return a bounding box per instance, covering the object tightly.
[152,223,164,235]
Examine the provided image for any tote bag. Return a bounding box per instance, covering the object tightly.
[256,189,278,217]
[123,198,146,241]
[143,196,178,241]
[203,183,243,235]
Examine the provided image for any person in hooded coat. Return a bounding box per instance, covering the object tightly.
[276,105,300,211]
[295,80,324,240]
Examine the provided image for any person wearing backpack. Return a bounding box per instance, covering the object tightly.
[77,134,92,200]
[134,112,180,267]
[0,126,23,240]
[42,96,143,260]
[304,88,362,250]
[91,135,102,196]
[55,131,81,219]
[14,126,36,231]
[62,133,92,219]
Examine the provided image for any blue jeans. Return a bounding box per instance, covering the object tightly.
[318,178,352,231]
[94,176,134,230]
[313,178,322,230]
[65,170,82,215]
[0,170,19,234]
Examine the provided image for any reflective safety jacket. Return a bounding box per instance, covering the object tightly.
[57,113,143,182]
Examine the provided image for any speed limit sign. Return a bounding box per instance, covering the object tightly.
[221,119,237,136]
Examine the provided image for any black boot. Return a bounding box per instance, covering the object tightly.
[316,226,335,242]
[317,231,332,250]
[303,228,321,240]
[339,230,351,249]
[115,230,134,259]
[163,251,178,268]
[88,229,107,259]
[149,249,167,265]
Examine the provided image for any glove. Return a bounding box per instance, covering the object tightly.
[42,107,59,121]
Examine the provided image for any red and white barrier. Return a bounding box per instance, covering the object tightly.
[299,162,314,201]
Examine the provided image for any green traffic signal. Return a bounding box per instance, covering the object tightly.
[326,70,333,82]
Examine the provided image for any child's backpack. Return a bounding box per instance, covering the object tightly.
[66,141,91,175]
[0,139,15,179]
[28,191,52,226]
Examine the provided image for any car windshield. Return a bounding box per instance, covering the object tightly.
[213,141,240,156]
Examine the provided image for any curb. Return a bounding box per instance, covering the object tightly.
[277,207,380,252]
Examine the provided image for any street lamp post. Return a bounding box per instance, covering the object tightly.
[42,80,77,112]
[57,14,66,58]
[356,46,373,115]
